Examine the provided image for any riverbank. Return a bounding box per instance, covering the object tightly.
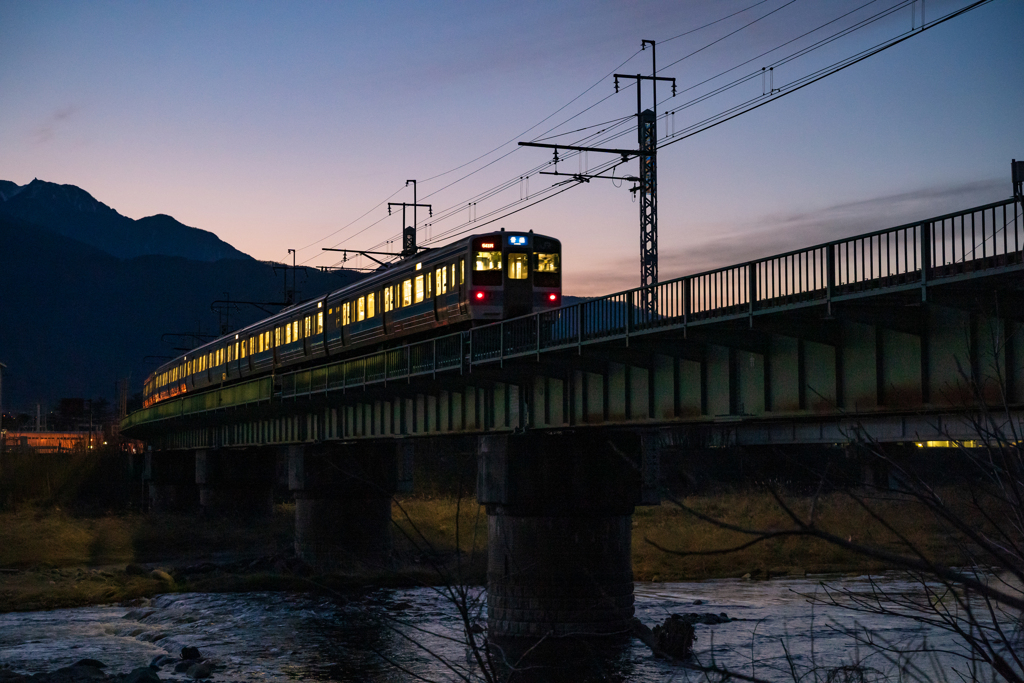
[0,488,977,611]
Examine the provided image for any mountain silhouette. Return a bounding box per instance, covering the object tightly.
[0,182,362,411]
[0,179,251,261]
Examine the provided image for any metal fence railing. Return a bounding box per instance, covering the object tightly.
[125,197,1022,427]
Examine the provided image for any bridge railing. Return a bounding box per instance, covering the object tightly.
[124,197,1022,427]
[120,376,272,430]
[929,199,1023,274]
[488,196,1022,360]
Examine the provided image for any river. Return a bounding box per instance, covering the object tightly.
[0,573,1016,682]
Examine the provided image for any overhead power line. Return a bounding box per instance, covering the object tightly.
[312,0,994,273]
[299,2,778,261]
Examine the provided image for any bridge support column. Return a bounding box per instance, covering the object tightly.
[288,443,400,572]
[195,448,275,517]
[144,449,199,514]
[478,432,654,671]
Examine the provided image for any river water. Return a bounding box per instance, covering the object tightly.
[0,573,1017,682]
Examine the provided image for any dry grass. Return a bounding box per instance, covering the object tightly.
[0,568,174,612]
[395,487,982,583]
[391,496,489,583]
[632,488,979,581]
[0,506,295,569]
[0,488,983,611]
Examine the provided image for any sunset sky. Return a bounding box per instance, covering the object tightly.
[1,0,1021,295]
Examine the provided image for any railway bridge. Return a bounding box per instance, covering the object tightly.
[123,193,1024,645]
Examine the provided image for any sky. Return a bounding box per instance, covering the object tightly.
[1,0,1021,296]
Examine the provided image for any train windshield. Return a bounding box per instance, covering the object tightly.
[475,251,502,271]
[535,253,559,273]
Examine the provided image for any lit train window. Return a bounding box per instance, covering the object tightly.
[304,317,310,338]
[450,263,456,288]
[535,253,560,272]
[436,267,447,294]
[293,320,300,341]
[402,280,412,306]
[460,259,464,284]
[424,272,432,298]
[474,251,502,271]
[317,312,323,333]
[240,341,246,359]
[275,327,282,347]
[357,297,365,321]
[384,287,393,312]
[285,324,292,345]
[367,293,375,318]
[507,253,528,279]
[414,275,424,303]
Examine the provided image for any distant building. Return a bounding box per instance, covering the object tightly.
[0,430,104,454]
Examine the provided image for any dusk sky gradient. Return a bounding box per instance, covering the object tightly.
[1,0,1021,295]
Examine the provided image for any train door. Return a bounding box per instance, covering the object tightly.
[449,260,465,318]
[302,315,311,357]
[504,249,531,318]
[433,266,448,324]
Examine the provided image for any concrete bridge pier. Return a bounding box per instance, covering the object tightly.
[478,432,656,672]
[144,449,199,513]
[288,443,405,572]
[195,448,275,517]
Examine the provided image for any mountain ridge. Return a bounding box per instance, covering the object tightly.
[0,182,362,410]
[0,178,252,262]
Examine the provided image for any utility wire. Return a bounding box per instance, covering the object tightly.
[296,184,406,264]
[656,0,994,152]
[664,0,890,101]
[657,0,801,76]
[318,0,990,267]
[660,0,774,44]
[359,1,811,252]
[301,2,779,259]
[422,0,994,251]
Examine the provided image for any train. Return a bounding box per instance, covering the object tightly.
[142,229,562,407]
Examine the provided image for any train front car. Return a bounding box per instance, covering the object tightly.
[467,231,561,321]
